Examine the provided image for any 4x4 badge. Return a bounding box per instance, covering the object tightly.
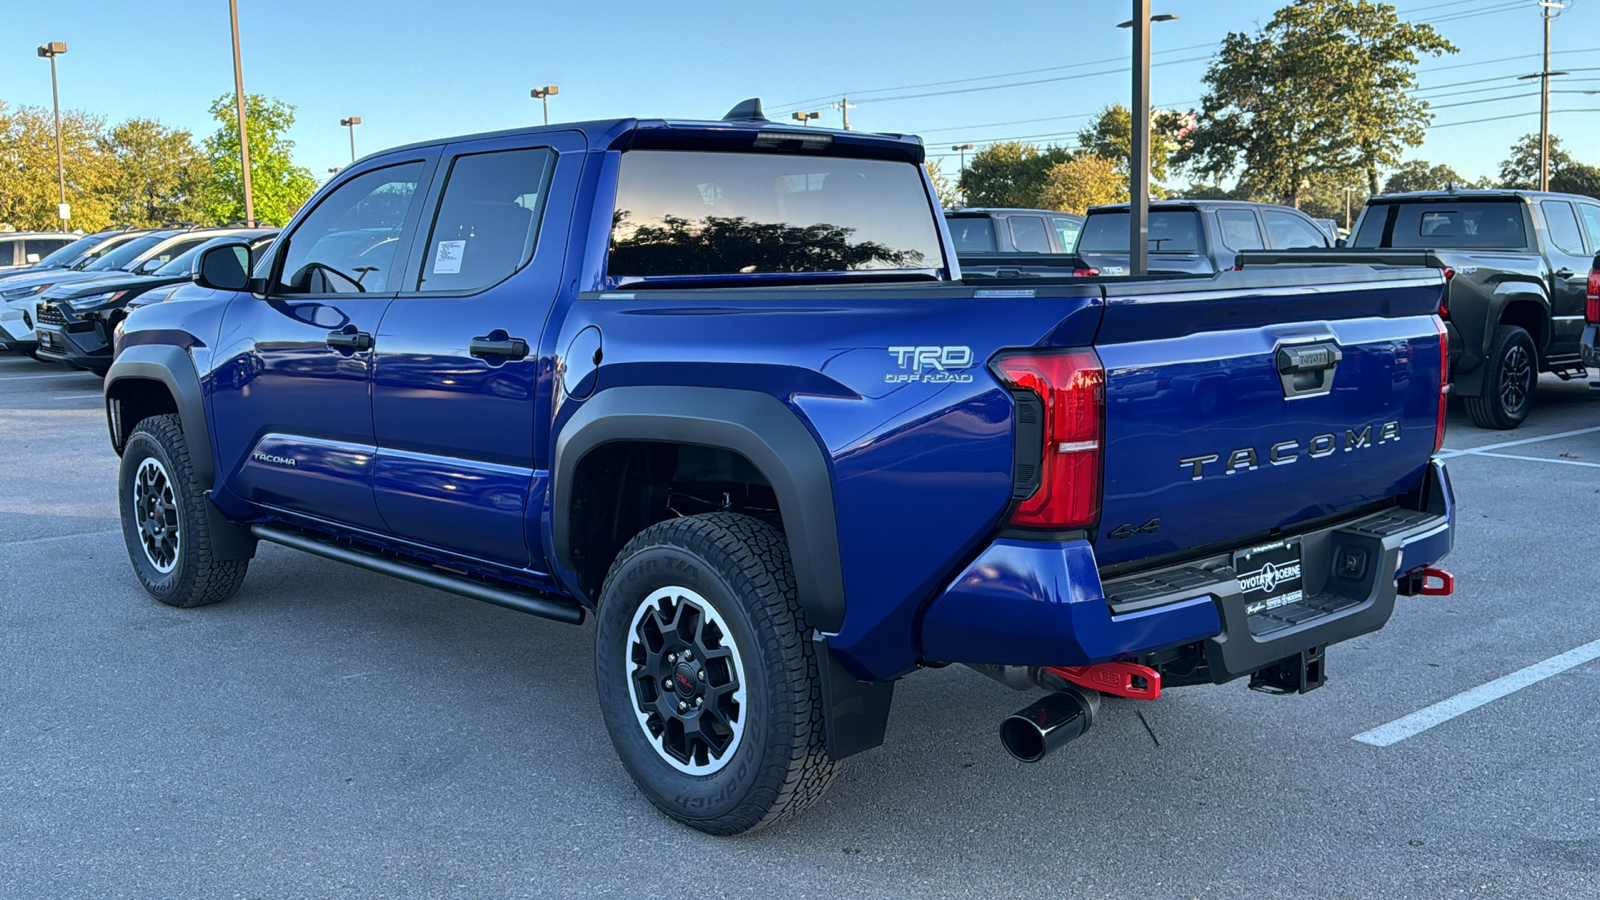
[1108,518,1161,540]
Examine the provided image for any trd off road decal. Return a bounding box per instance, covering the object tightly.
[886,346,974,383]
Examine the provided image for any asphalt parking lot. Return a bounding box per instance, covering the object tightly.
[1,351,1596,899]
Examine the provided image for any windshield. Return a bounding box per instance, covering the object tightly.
[155,244,205,276]
[85,234,166,271]
[36,233,109,268]
[609,150,944,279]
[1356,200,1528,249]
[1078,210,1203,254]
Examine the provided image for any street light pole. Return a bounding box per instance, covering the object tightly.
[228,0,255,227]
[1344,186,1356,231]
[1116,9,1175,276]
[36,42,68,227]
[341,116,361,162]
[791,111,820,126]
[530,86,559,126]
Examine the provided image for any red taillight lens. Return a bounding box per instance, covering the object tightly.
[1433,316,1450,455]
[1071,267,1099,277]
[1585,267,1599,324]
[991,349,1105,529]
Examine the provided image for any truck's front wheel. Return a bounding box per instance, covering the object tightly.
[1465,324,1537,429]
[594,513,834,835]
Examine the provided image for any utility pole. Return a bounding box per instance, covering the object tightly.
[229,0,255,227]
[1521,1,1568,190]
[1127,1,1152,276]
[341,116,361,162]
[36,42,68,227]
[831,96,856,131]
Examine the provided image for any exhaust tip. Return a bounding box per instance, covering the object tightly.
[999,688,1096,763]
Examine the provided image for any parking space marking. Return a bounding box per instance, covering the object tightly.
[0,372,101,382]
[0,528,119,547]
[1353,637,1600,747]
[1471,451,1600,468]
[1438,425,1600,459]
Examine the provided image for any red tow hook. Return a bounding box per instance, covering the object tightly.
[1043,662,1161,700]
[1419,567,1455,596]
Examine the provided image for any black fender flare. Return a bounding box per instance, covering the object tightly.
[551,386,845,634]
[104,343,255,561]
[1454,286,1549,397]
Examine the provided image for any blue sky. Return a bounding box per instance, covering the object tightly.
[5,0,1598,185]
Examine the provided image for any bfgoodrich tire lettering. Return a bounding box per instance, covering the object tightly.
[594,513,834,835]
[1465,324,1536,430]
[119,414,248,607]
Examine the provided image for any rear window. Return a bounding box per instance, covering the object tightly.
[1078,210,1202,254]
[945,216,997,253]
[608,150,943,278]
[1008,215,1050,253]
[34,233,108,267]
[1361,201,1528,249]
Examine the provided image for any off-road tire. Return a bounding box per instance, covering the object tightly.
[594,512,835,835]
[119,414,249,607]
[1465,324,1537,429]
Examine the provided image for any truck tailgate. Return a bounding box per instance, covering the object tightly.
[1092,268,1447,569]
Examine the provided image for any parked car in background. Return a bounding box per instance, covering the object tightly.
[947,208,1088,278]
[1582,253,1599,374]
[0,227,136,289]
[1239,189,1600,429]
[35,229,273,374]
[1076,200,1333,276]
[104,104,1454,835]
[1,229,160,354]
[124,231,280,313]
[0,231,76,273]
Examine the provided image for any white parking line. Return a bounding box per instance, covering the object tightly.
[1472,451,1600,468]
[0,528,119,547]
[1438,425,1600,458]
[0,372,99,382]
[1353,638,1600,747]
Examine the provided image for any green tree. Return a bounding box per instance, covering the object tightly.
[1551,162,1600,200]
[1499,133,1576,189]
[103,118,213,227]
[1039,154,1127,214]
[924,159,960,209]
[1075,104,1189,183]
[203,93,318,226]
[1382,159,1469,194]
[957,142,1073,208]
[1178,0,1455,205]
[0,102,117,231]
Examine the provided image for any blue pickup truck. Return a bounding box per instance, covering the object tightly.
[104,102,1456,835]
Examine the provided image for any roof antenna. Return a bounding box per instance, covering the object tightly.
[722,98,768,122]
[1446,180,1457,194]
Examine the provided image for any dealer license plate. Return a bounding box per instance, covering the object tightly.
[1234,538,1305,616]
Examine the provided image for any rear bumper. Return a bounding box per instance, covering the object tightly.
[1582,324,1599,368]
[919,459,1455,682]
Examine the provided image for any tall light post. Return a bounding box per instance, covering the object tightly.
[1343,186,1358,231]
[1518,0,1568,190]
[36,42,68,227]
[791,111,820,126]
[340,116,361,162]
[228,0,255,226]
[530,86,559,126]
[1117,8,1178,276]
[952,144,973,172]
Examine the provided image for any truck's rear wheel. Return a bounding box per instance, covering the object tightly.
[594,513,834,835]
[119,414,249,607]
[1465,325,1536,429]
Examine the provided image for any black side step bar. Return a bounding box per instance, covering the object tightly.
[250,524,585,625]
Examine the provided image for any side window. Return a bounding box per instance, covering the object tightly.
[1541,200,1586,254]
[1216,209,1265,250]
[1262,211,1328,248]
[416,147,555,293]
[274,161,424,295]
[1050,217,1082,252]
[26,238,67,261]
[1008,215,1050,253]
[1,240,17,265]
[1577,204,1600,250]
[149,237,209,267]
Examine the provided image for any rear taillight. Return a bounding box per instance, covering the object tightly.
[1439,268,1453,319]
[1585,266,1599,324]
[1071,267,1099,277]
[1433,316,1450,455]
[991,349,1105,529]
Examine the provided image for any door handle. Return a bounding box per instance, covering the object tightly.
[326,330,372,352]
[1554,268,1576,279]
[470,335,530,361]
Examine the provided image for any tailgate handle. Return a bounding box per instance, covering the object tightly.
[1276,342,1342,399]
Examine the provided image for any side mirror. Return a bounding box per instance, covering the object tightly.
[193,242,252,292]
[1335,237,1347,248]
[138,258,164,274]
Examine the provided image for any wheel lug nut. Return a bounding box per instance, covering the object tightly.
[682,650,693,662]
[694,696,703,707]
[667,653,677,664]
[663,678,674,690]
[677,700,688,712]
[697,669,705,681]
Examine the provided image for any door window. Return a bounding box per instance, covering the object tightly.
[1050,217,1082,252]
[1216,209,1265,250]
[416,148,556,294]
[25,238,69,261]
[1541,200,1586,254]
[1577,204,1600,250]
[274,161,425,294]
[1008,216,1050,253]
[945,216,997,252]
[1262,210,1328,248]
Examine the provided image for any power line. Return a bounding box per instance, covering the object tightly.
[1430,106,1600,128]
[1398,0,1509,14]
[1426,1,1531,24]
